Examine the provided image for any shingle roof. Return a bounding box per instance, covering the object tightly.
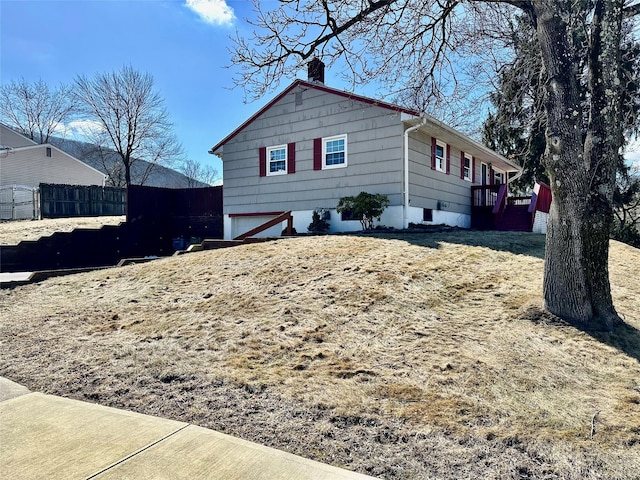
[209,79,420,156]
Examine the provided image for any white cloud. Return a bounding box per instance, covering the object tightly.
[185,0,235,26]
[57,119,104,139]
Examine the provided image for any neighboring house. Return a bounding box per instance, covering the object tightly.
[0,123,107,188]
[48,137,210,189]
[210,62,522,240]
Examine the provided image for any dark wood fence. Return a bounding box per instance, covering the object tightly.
[127,185,223,244]
[1,185,224,273]
[127,184,222,219]
[40,183,126,218]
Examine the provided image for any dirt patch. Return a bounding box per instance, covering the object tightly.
[1,232,638,478]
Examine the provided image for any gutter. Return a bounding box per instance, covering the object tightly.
[417,114,520,173]
[403,118,426,229]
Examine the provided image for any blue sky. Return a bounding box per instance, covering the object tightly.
[2,0,639,177]
[0,0,309,180]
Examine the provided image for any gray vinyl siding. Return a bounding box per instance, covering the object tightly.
[222,85,404,214]
[407,130,476,215]
[0,145,106,188]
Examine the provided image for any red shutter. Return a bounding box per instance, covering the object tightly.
[431,137,436,170]
[471,156,476,183]
[259,147,266,177]
[287,142,296,174]
[489,166,495,185]
[460,151,465,179]
[446,144,451,174]
[313,138,322,170]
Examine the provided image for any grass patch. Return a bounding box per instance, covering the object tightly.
[1,230,639,478]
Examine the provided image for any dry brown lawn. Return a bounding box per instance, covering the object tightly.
[1,229,639,479]
[0,215,126,245]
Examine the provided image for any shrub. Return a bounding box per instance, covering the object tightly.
[336,192,390,230]
[308,210,330,233]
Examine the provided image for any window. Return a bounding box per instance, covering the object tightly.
[431,138,448,173]
[267,145,287,176]
[313,135,348,170]
[259,143,295,177]
[493,171,505,185]
[423,208,433,222]
[341,209,360,221]
[323,134,347,168]
[463,153,472,181]
[435,140,446,172]
[46,147,52,157]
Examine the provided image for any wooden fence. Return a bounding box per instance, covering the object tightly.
[1,184,224,273]
[127,185,223,243]
[40,183,126,218]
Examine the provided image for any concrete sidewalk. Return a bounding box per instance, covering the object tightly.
[0,378,377,479]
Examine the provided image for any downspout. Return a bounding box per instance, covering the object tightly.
[403,118,426,228]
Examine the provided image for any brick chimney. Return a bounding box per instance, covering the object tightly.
[308,58,325,84]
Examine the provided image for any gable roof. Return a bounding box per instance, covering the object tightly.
[0,123,39,148]
[1,142,108,179]
[209,79,420,156]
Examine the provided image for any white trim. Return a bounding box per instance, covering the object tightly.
[463,153,473,182]
[434,139,446,172]
[403,116,521,173]
[481,162,489,185]
[266,144,287,176]
[225,205,473,240]
[406,206,471,229]
[322,134,347,169]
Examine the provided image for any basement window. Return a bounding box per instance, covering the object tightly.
[423,208,433,222]
[341,209,360,221]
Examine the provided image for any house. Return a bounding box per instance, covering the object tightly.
[47,136,212,189]
[210,61,523,240]
[0,123,107,188]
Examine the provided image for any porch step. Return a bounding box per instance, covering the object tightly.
[496,205,532,232]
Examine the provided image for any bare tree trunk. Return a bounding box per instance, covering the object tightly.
[535,0,623,331]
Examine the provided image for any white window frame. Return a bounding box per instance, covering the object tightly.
[434,139,446,172]
[266,144,287,176]
[323,134,347,169]
[493,170,505,185]
[463,153,472,182]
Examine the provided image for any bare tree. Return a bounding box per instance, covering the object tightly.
[0,78,75,143]
[73,66,183,186]
[178,158,220,187]
[231,0,640,331]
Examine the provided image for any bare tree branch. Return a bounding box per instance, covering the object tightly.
[73,66,183,186]
[0,79,76,143]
